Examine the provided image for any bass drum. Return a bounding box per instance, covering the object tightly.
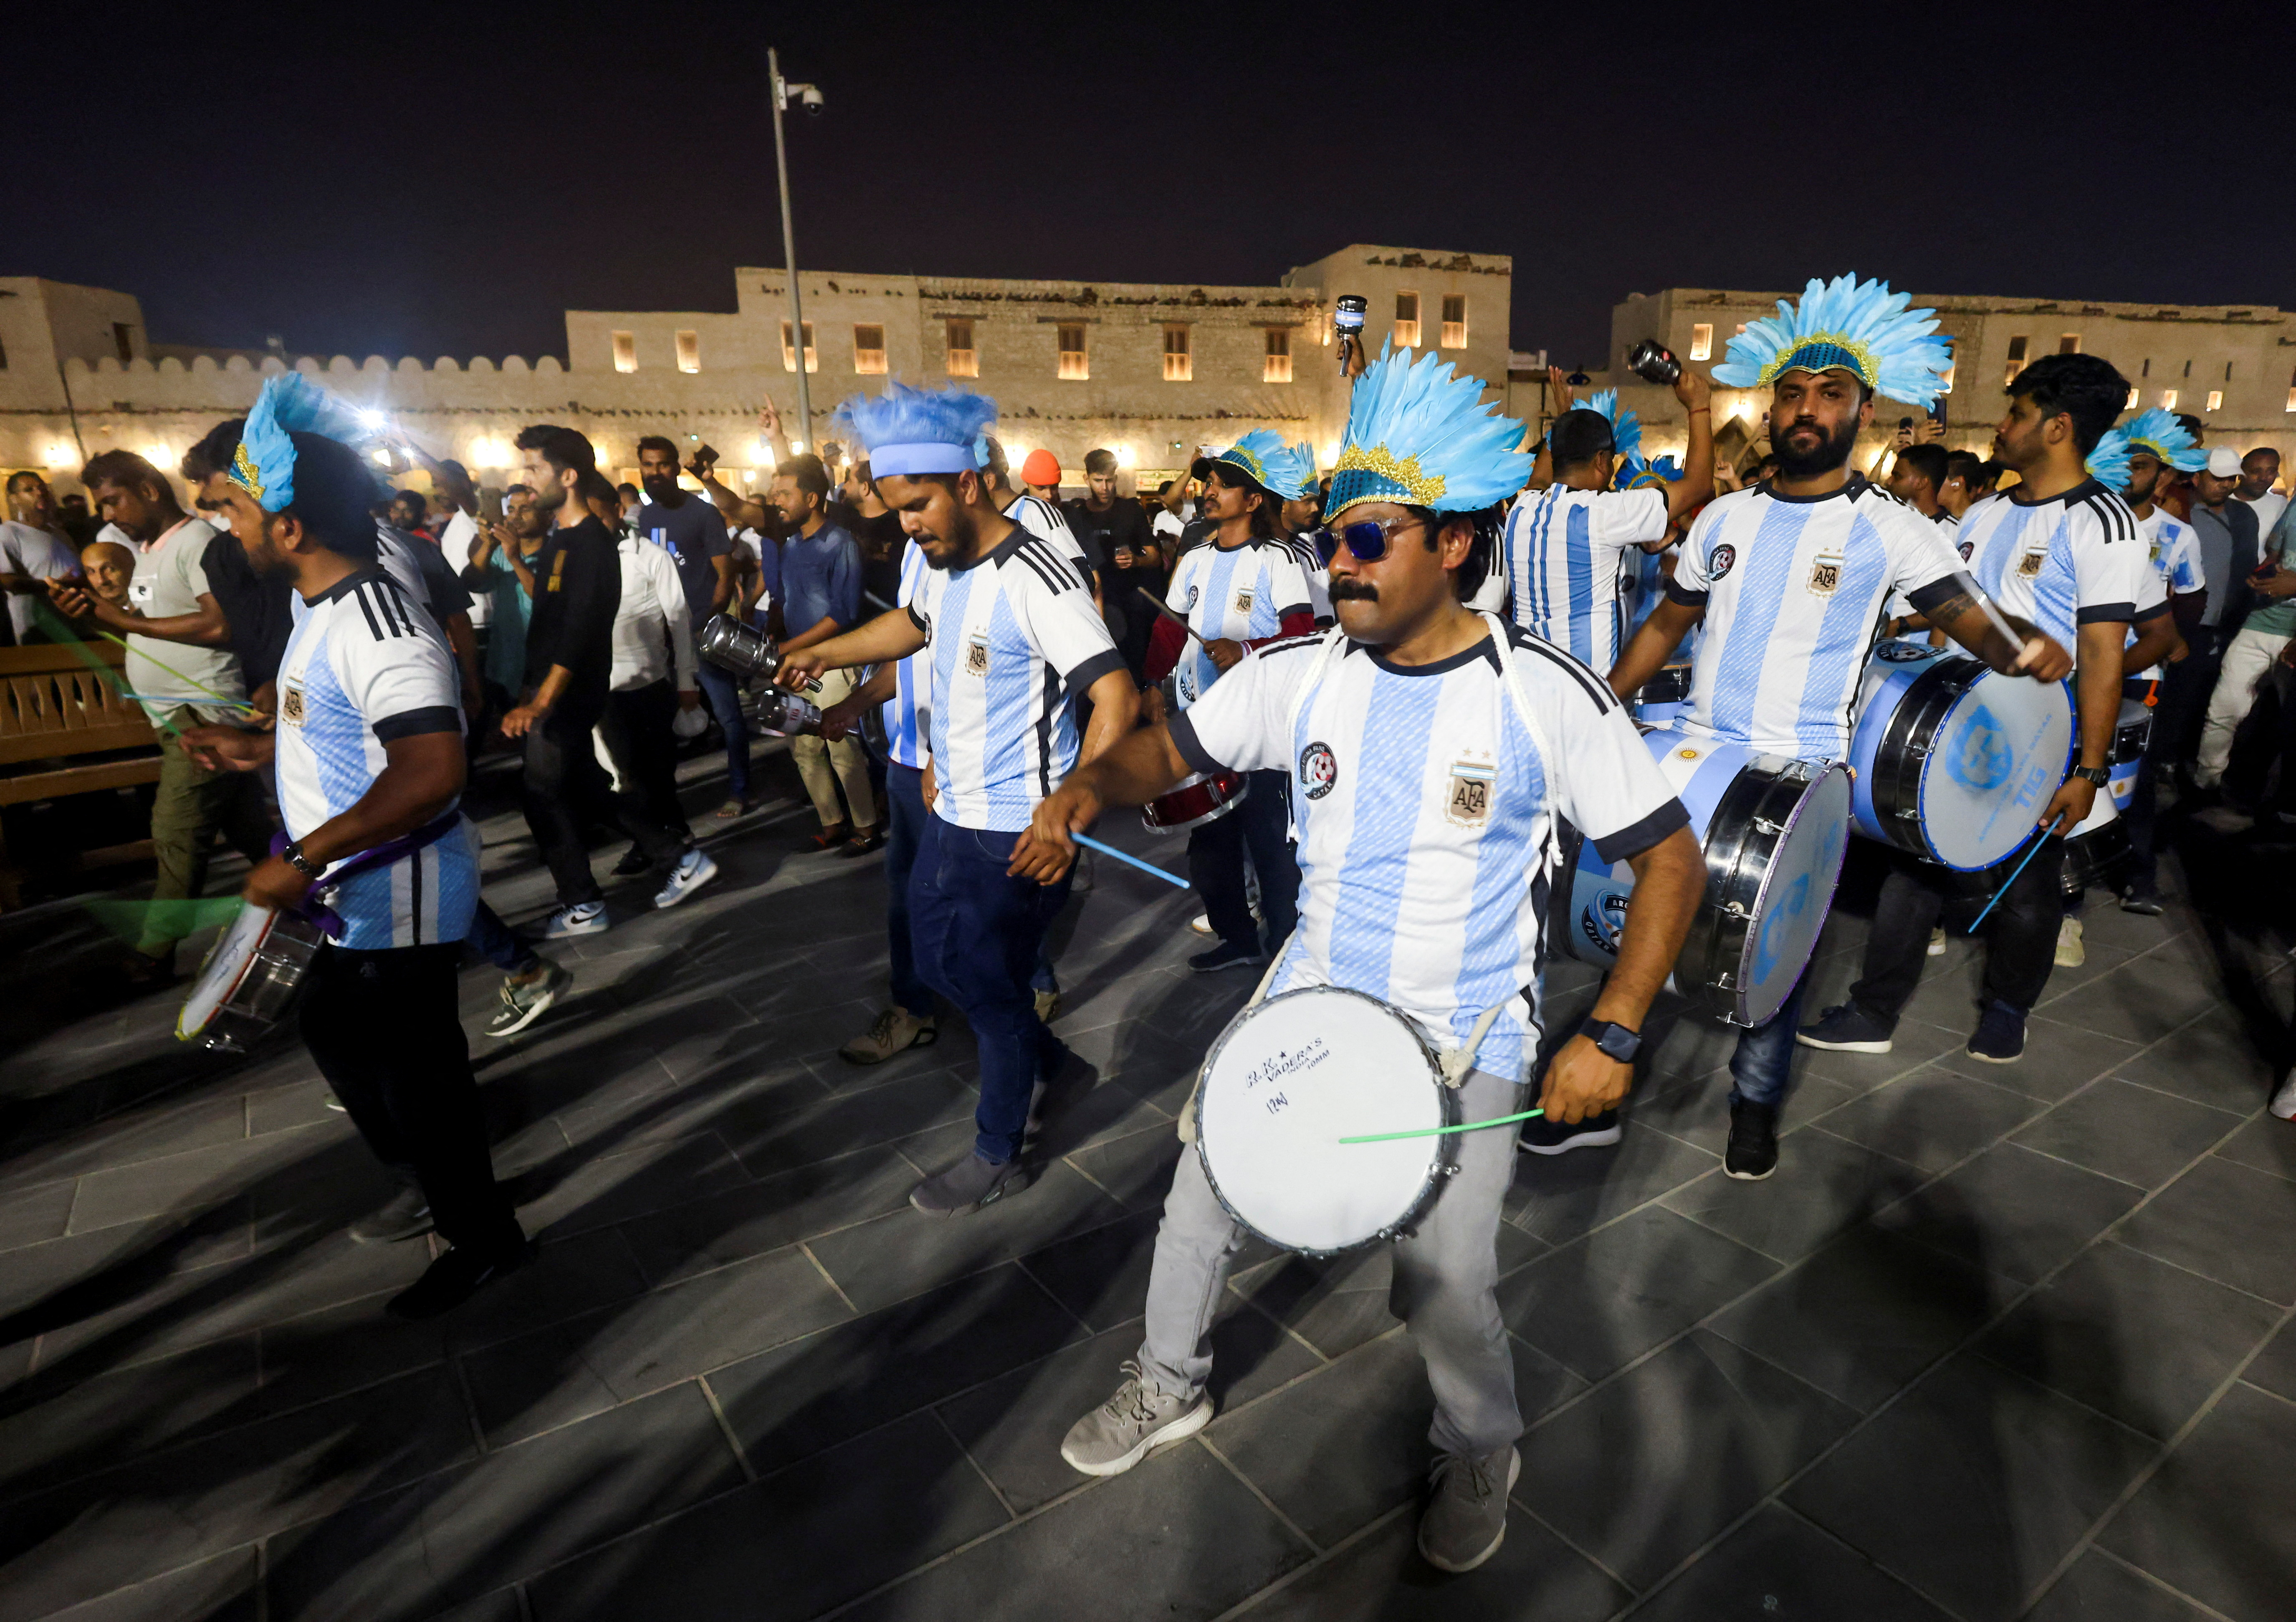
[1567,730,1851,1027]
[1847,644,2073,872]
[1631,662,1695,729]
[1143,771,1248,836]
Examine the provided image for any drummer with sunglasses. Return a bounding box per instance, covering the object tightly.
[1016,345,1707,1574]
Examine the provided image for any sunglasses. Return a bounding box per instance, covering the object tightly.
[1315,513,1427,566]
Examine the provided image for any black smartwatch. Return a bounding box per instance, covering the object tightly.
[1582,1020,1642,1062]
[281,841,324,880]
[2069,763,2111,788]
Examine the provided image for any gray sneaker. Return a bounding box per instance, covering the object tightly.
[1059,1361,1213,1477]
[486,961,570,1038]
[349,1185,433,1244]
[908,1150,1029,1217]
[1417,1445,1520,1573]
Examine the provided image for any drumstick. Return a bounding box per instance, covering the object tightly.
[1072,832,1190,890]
[1135,588,1203,645]
[1967,810,2068,932]
[1340,1107,1546,1144]
[1910,520,2023,652]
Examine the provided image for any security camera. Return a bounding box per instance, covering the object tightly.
[799,86,825,115]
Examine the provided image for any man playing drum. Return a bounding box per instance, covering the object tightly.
[1016,345,1707,1574]
[1611,276,2074,1181]
[176,376,531,1320]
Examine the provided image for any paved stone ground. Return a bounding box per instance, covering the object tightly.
[1,746,2292,1622]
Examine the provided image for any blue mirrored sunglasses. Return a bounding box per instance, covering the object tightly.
[1315,513,1427,566]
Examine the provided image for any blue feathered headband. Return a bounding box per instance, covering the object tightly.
[225,373,382,513]
[2119,407,2206,472]
[1711,274,1952,408]
[833,381,998,478]
[1617,453,1683,492]
[1203,430,1316,500]
[1327,343,1532,521]
[1550,388,1642,465]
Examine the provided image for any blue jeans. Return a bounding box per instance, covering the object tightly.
[882,765,936,1019]
[909,814,1073,1163]
[1726,970,1811,1113]
[693,659,751,802]
[465,900,538,976]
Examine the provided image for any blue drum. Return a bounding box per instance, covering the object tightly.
[1846,644,2074,872]
[1567,730,1852,1028]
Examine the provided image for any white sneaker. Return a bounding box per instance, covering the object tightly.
[1190,913,1214,936]
[2056,916,2085,969]
[539,902,609,940]
[2270,1072,2296,1122]
[653,848,718,910]
[1927,927,1947,958]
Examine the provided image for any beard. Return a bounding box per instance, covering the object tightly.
[641,474,684,507]
[1772,413,1859,478]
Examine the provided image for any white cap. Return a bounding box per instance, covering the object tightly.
[2207,447,2241,478]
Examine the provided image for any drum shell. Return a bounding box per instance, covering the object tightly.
[1631,662,1694,728]
[199,911,325,1053]
[1142,771,1249,836]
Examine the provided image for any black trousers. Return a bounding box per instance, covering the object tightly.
[1186,768,1301,953]
[1848,841,2066,1023]
[599,680,692,844]
[521,692,687,907]
[2154,630,2224,769]
[301,942,524,1257]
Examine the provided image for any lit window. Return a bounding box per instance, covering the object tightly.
[1393,292,1421,349]
[1689,323,1713,361]
[1440,294,1467,349]
[2058,333,2081,354]
[945,318,977,378]
[1263,328,1292,384]
[2160,389,2178,409]
[675,330,700,373]
[2284,387,2296,414]
[852,324,886,375]
[611,331,637,373]
[1938,362,1956,394]
[2206,390,2223,412]
[1162,324,1191,383]
[1059,323,1090,381]
[780,320,817,374]
[2003,334,2028,387]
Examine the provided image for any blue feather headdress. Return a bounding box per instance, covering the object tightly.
[2085,428,2133,490]
[225,373,383,513]
[1554,388,1643,466]
[1327,343,1532,521]
[832,381,998,478]
[1711,274,1952,407]
[1287,442,1322,498]
[2118,407,2206,472]
[1205,430,1316,500]
[1616,452,1684,492]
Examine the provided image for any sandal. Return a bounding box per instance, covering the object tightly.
[839,829,886,859]
[716,798,756,819]
[809,821,852,850]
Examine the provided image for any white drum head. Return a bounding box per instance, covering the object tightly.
[177,903,279,1043]
[1739,765,1851,1026]
[1196,986,1448,1255]
[1920,672,2074,870]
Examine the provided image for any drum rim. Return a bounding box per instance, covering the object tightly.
[1194,983,1457,1258]
[1860,653,1979,862]
[177,905,323,1042]
[1686,756,1848,1027]
[1142,771,1250,835]
[1730,759,1850,1026]
[1914,668,2076,872]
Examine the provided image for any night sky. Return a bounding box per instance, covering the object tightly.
[25,2,2296,371]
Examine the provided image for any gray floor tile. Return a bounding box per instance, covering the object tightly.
[253,1294,449,1420]
[1790,1018,1972,1096]
[0,1336,260,1501]
[1931,1015,2143,1102]
[1874,1142,2146,1285]
[34,1549,258,1622]
[2042,958,2225,1050]
[1975,1240,2283,1440]
[2117,1157,2296,1305]
[713,1067,979,1178]
[440,1228,651,1354]
[2243,1317,2296,1404]
[2011,1079,2244,1190]
[611,1145,919,1287]
[1788,1353,2158,1622]
[1628,1502,1953,1621]
[1236,1503,1628,1621]
[1505,1125,1720,1246]
[2110,1013,2281,1113]
[1706,1224,2006,1411]
[507,1133,754,1241]
[244,1079,343,1139]
[64,1126,337,1235]
[0,1095,251,1196]
[0,1182,76,1254]
[1812,1066,2046,1175]
[1017,1208,1161,1332]
[1498,1206,1780,1381]
[2210,1114,2296,1185]
[1662,1129,1927,1262]
[524,1413,1010,1622]
[1517,1331,1857,1590]
[2098,1381,2296,1622]
[1059,1120,1185,1213]
[2026,1549,2223,1622]
[1229,1248,1405,1362]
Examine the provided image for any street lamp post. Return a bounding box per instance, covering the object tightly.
[768,48,822,453]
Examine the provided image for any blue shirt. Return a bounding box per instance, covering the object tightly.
[783,520,861,638]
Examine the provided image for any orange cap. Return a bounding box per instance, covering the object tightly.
[1020,449,1062,488]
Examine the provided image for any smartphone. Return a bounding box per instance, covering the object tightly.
[1898,417,1914,432]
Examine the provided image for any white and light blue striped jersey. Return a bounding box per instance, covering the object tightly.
[1005,493,1090,567]
[908,528,1126,830]
[1171,623,1687,1083]
[1958,480,2149,661]
[880,538,933,771]
[1164,537,1314,708]
[1881,510,1963,644]
[2127,507,2199,680]
[1496,485,1669,669]
[1670,477,1966,762]
[274,571,479,950]
[1275,531,1334,621]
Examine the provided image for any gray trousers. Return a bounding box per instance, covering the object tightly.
[1138,1066,1523,1460]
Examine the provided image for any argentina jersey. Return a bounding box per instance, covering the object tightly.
[1006,492,1091,567]
[1169,623,1686,1083]
[1497,484,1669,668]
[879,538,933,771]
[1164,538,1314,707]
[907,529,1125,830]
[274,571,480,950]
[1669,477,1967,762]
[1958,480,2148,657]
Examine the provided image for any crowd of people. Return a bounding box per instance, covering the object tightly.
[3,267,2293,1577]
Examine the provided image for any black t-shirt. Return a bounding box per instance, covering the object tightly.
[631,490,730,626]
[200,526,293,689]
[523,515,622,703]
[1065,497,1159,591]
[857,511,905,614]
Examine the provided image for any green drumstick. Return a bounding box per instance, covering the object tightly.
[1339,1107,1545,1144]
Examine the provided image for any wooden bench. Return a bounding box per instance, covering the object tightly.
[0,642,165,908]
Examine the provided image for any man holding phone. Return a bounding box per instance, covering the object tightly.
[1065,447,1161,677]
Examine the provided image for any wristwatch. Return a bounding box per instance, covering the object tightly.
[281,841,324,880]
[2069,763,2111,788]
[1581,1020,1643,1063]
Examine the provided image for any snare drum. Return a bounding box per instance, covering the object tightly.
[698,614,782,680]
[2109,698,2150,812]
[177,903,326,1053]
[1567,730,1851,1027]
[1142,770,1249,835]
[1847,644,2074,871]
[1632,662,1695,728]
[1194,986,1454,1256]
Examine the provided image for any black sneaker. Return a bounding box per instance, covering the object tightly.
[1965,1000,2026,1064]
[1796,1002,1896,1054]
[1724,1097,1779,1181]
[385,1239,534,1319]
[1518,1109,1621,1155]
[1188,940,1268,974]
[349,1185,432,1244]
[610,846,655,877]
[2119,885,2165,917]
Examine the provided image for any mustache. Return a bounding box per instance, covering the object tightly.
[1330,579,1379,602]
